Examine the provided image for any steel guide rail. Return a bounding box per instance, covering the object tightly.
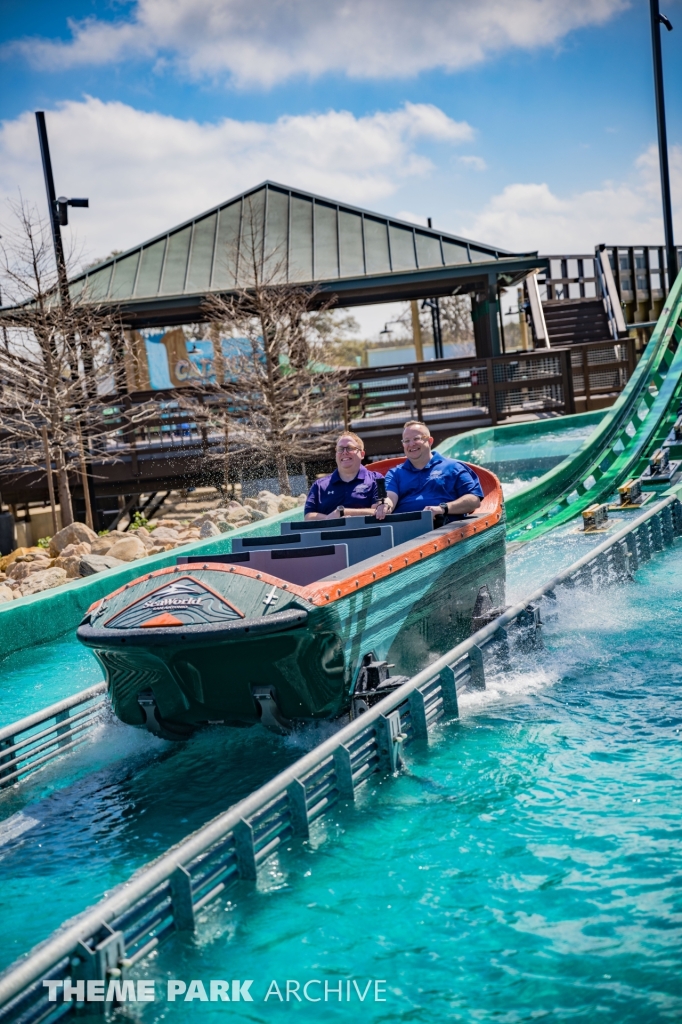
[1,492,682,1023]
[0,684,107,791]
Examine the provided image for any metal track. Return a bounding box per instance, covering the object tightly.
[1,488,680,1023]
[0,685,107,790]
[506,269,682,541]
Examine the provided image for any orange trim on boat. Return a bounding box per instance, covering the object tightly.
[87,463,503,614]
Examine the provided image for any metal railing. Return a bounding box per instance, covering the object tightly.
[1,490,680,1023]
[0,684,107,790]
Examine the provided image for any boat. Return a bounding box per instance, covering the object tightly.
[77,459,505,736]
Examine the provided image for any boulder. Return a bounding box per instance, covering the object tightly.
[132,527,155,548]
[149,527,180,543]
[227,506,253,523]
[107,535,147,562]
[91,536,114,555]
[249,508,269,521]
[19,567,68,596]
[59,542,92,558]
[53,555,83,579]
[79,554,125,576]
[278,495,299,512]
[199,520,221,538]
[48,522,98,558]
[0,547,42,572]
[296,494,307,506]
[243,498,259,510]
[0,585,13,603]
[153,519,183,529]
[7,558,51,581]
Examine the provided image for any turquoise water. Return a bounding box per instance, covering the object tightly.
[116,546,682,1022]
[471,427,592,464]
[0,633,103,727]
[1,515,680,1020]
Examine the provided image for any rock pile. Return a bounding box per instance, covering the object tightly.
[0,491,306,603]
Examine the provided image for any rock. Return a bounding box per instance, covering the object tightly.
[148,544,172,554]
[199,520,221,538]
[0,573,6,582]
[296,494,307,505]
[131,527,155,548]
[0,547,41,572]
[59,542,92,558]
[149,527,180,542]
[0,585,13,603]
[249,508,269,521]
[243,498,259,510]
[19,567,68,596]
[153,519,182,529]
[79,554,125,576]
[107,536,147,562]
[48,522,98,558]
[227,506,252,523]
[91,536,114,555]
[278,495,299,512]
[53,555,83,579]
[6,558,51,581]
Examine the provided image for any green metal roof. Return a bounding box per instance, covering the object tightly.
[68,181,528,305]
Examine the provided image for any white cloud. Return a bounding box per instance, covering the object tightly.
[6,0,629,88]
[461,144,682,253]
[459,155,487,171]
[0,97,472,266]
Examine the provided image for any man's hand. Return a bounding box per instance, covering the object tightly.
[425,495,481,517]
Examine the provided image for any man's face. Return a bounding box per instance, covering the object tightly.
[335,436,364,476]
[402,427,433,463]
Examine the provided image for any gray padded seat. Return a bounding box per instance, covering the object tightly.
[283,511,433,547]
[236,526,394,565]
[178,544,349,586]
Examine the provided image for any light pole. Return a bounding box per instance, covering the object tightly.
[35,111,89,307]
[649,1,677,287]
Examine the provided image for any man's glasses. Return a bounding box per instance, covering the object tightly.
[336,445,361,454]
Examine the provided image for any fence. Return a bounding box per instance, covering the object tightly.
[344,337,639,436]
[0,684,107,790]
[1,490,680,1024]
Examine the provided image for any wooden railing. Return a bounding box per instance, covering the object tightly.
[343,338,639,437]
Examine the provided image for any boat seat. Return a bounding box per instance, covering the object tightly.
[177,544,349,587]
[282,510,433,547]
[234,525,394,566]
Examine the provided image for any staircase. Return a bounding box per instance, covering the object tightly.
[543,297,612,346]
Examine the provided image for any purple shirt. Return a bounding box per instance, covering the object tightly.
[304,465,384,516]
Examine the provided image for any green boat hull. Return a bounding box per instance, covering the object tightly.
[78,521,505,730]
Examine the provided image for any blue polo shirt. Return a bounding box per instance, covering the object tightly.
[385,452,483,514]
[304,465,384,516]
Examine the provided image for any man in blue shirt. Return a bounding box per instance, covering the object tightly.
[375,420,483,521]
[304,432,384,520]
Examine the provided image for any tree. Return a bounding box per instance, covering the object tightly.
[196,198,346,495]
[0,200,154,526]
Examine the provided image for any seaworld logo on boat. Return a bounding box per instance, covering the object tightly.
[143,596,204,608]
[43,977,388,1003]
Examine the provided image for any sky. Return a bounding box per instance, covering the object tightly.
[1,0,681,338]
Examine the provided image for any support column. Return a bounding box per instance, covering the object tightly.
[471,274,501,358]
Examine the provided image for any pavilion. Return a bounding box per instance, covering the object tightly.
[65,181,547,358]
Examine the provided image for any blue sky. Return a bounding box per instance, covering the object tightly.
[1,0,680,336]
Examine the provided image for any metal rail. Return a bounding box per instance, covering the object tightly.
[1,489,680,1023]
[0,684,107,790]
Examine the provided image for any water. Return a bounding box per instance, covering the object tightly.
[0,634,104,727]
[112,547,680,1021]
[468,425,596,485]
[1,500,680,1020]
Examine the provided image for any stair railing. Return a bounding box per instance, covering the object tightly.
[596,245,628,340]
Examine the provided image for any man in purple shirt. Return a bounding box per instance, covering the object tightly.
[304,432,384,520]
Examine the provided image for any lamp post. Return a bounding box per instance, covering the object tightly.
[649,1,677,287]
[35,111,89,307]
